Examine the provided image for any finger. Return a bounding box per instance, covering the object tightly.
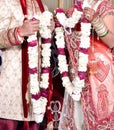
[33,28,38,32]
[85,14,90,20]
[30,20,40,25]
[24,19,30,24]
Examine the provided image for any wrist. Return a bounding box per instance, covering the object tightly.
[91,16,108,38]
[16,27,24,43]
[17,27,23,37]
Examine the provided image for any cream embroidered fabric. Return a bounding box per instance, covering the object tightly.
[0,0,42,121]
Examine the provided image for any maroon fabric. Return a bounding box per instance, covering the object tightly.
[21,39,29,119]
[46,71,53,124]
[36,0,45,12]
[20,0,29,121]
[20,0,28,15]
[51,74,65,129]
[0,119,39,130]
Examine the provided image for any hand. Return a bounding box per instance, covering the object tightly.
[83,7,96,22]
[19,19,40,37]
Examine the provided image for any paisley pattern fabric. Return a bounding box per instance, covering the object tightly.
[82,38,114,130]
[59,0,114,130]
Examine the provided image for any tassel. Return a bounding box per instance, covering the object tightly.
[21,38,29,118]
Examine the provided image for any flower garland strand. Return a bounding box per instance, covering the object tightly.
[27,11,53,123]
[55,2,91,101]
[56,7,82,35]
[72,22,91,99]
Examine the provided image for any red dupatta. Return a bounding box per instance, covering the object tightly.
[20,0,53,129]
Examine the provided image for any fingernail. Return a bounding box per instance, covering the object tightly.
[32,17,37,21]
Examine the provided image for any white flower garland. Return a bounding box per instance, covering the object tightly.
[27,11,53,123]
[56,8,82,34]
[55,2,91,101]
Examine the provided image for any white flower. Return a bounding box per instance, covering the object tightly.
[82,0,91,9]
[40,81,49,89]
[42,44,51,57]
[30,74,40,94]
[55,32,65,48]
[78,53,88,69]
[73,76,85,89]
[27,34,37,42]
[39,27,51,38]
[55,7,91,101]
[80,36,90,48]
[55,32,64,40]
[55,27,64,33]
[32,97,48,117]
[56,9,82,29]
[56,13,67,25]
[65,17,76,28]
[28,10,53,123]
[58,56,68,72]
[81,23,91,36]
[72,9,82,19]
[72,93,81,101]
[65,84,74,95]
[39,11,53,27]
[40,74,49,89]
[62,77,71,85]
[30,83,39,95]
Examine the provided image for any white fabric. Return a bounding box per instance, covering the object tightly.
[58,90,85,130]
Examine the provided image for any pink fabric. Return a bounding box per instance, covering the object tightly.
[59,0,114,129]
[81,37,114,129]
[0,119,39,130]
[81,2,114,129]
[96,0,114,18]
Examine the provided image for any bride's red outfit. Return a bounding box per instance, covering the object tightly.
[59,0,114,129]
